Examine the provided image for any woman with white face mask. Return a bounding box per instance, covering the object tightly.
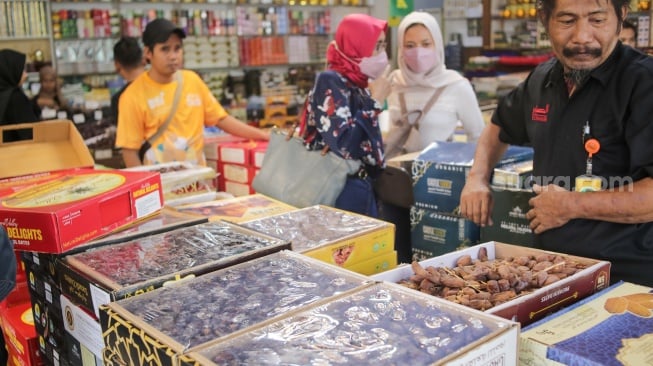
[384,11,485,158]
[303,13,388,217]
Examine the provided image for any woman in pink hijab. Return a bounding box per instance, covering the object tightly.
[303,13,388,217]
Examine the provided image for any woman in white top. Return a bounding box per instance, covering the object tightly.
[385,11,485,158]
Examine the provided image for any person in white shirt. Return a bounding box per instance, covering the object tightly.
[384,11,485,158]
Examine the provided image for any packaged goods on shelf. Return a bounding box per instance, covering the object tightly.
[186,282,519,365]
[0,169,163,254]
[520,281,653,365]
[57,221,290,318]
[491,159,533,189]
[123,161,217,206]
[242,205,395,270]
[99,250,371,365]
[172,193,296,223]
[373,241,611,326]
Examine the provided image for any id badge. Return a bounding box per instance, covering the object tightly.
[575,174,602,192]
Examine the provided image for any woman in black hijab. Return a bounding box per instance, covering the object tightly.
[0,49,40,141]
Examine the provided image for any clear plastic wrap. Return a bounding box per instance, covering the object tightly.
[123,162,217,202]
[65,221,287,289]
[112,251,370,349]
[196,283,513,365]
[242,205,386,252]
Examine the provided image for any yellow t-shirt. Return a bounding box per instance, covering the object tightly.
[115,69,228,165]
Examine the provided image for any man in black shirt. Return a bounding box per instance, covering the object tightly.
[110,37,145,124]
[460,0,653,286]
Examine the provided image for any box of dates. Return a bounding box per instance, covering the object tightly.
[0,169,163,254]
[372,241,611,326]
[172,193,297,223]
[184,282,520,366]
[57,221,290,318]
[241,205,395,269]
[99,250,372,366]
[520,281,653,366]
[123,161,217,206]
[0,119,94,180]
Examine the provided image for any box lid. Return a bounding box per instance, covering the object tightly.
[416,141,533,166]
[0,120,94,180]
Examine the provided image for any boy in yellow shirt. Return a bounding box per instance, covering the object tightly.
[115,18,269,167]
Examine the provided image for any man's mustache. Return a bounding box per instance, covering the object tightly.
[562,47,602,58]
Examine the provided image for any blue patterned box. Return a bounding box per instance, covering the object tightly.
[412,142,533,213]
[520,281,653,365]
[409,206,480,261]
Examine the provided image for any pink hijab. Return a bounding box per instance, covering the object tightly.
[326,13,388,88]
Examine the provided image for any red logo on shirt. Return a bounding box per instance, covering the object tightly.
[531,104,549,122]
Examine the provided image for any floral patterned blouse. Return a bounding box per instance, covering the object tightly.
[304,70,385,174]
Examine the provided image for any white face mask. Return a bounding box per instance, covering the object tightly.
[359,51,389,79]
[403,47,438,74]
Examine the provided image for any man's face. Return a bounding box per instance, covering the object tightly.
[619,27,636,47]
[547,0,622,72]
[145,33,183,78]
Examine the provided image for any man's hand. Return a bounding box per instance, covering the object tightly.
[459,179,494,227]
[526,184,571,234]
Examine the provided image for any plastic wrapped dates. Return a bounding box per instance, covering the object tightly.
[399,247,589,311]
[114,252,369,349]
[199,284,510,365]
[242,205,386,252]
[66,222,287,288]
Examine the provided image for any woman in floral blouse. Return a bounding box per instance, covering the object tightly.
[303,13,388,217]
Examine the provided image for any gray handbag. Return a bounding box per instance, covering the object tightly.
[252,129,361,208]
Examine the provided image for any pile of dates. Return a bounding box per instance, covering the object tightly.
[399,247,589,311]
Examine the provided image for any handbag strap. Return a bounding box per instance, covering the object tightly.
[398,86,446,130]
[146,71,184,144]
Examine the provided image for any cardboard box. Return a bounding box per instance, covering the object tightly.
[410,206,480,261]
[58,221,290,318]
[122,161,217,204]
[242,205,395,267]
[412,141,533,213]
[344,250,397,276]
[203,134,247,160]
[520,281,653,365]
[0,119,94,180]
[0,301,43,366]
[0,169,164,253]
[185,282,520,366]
[480,186,535,247]
[218,162,256,184]
[61,295,104,363]
[218,140,265,165]
[492,159,533,189]
[172,193,296,223]
[224,180,254,197]
[0,169,89,199]
[99,251,370,366]
[250,141,268,168]
[372,241,611,326]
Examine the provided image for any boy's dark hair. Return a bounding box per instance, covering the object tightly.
[537,0,631,32]
[113,37,143,70]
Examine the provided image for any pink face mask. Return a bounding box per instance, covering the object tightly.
[403,47,438,74]
[359,51,389,79]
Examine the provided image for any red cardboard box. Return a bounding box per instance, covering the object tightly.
[218,140,266,166]
[0,169,163,253]
[0,301,43,366]
[203,134,247,160]
[250,141,268,168]
[218,162,256,184]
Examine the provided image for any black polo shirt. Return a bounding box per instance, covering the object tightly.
[493,43,653,286]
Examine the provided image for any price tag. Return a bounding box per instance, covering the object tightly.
[57,110,68,120]
[94,109,103,121]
